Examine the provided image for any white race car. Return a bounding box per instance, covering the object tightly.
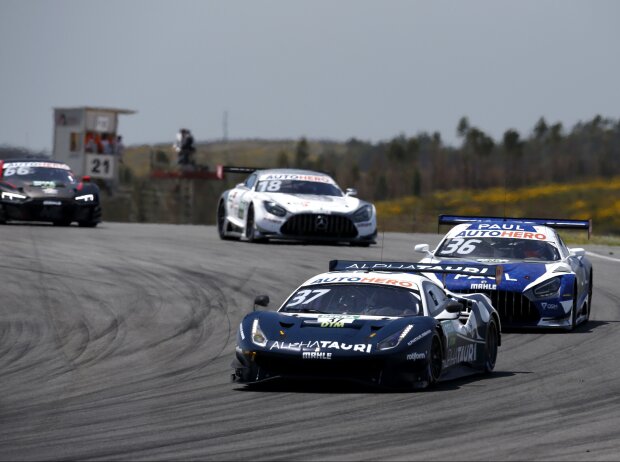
[216,168,377,245]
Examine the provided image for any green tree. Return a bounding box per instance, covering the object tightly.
[295,137,310,168]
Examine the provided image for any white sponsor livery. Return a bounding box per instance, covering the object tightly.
[258,173,336,184]
[445,344,477,367]
[270,340,373,354]
[3,161,71,170]
[407,329,431,346]
[406,352,426,361]
[302,351,333,360]
[470,283,497,290]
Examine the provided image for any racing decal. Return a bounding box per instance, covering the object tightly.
[453,230,548,240]
[258,173,335,184]
[32,181,57,188]
[468,223,536,232]
[286,289,331,307]
[469,283,497,290]
[3,162,71,171]
[239,323,245,340]
[256,180,283,192]
[453,273,517,282]
[269,340,372,353]
[42,188,58,195]
[407,329,431,346]
[312,315,359,328]
[308,276,414,288]
[302,352,332,360]
[337,262,491,274]
[406,352,426,361]
[444,344,477,367]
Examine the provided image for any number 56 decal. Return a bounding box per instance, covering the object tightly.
[85,154,115,179]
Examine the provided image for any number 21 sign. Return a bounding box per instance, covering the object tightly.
[85,154,115,179]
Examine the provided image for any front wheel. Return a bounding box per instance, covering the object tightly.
[484,319,499,373]
[423,332,443,389]
[245,206,266,243]
[217,200,231,240]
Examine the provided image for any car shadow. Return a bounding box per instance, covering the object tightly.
[232,370,521,394]
[502,319,608,335]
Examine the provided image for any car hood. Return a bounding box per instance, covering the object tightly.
[244,311,433,355]
[259,192,362,214]
[2,182,77,200]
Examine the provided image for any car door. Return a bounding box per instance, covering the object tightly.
[228,174,257,225]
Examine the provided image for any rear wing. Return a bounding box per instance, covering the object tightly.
[438,214,592,239]
[221,166,261,175]
[329,260,504,285]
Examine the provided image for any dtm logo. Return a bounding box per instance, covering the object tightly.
[406,352,426,361]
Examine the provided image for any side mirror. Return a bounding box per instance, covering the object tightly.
[236,182,245,189]
[254,295,270,310]
[345,188,357,196]
[443,299,463,313]
[414,243,430,254]
[569,248,586,257]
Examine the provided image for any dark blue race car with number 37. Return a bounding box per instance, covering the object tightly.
[232,260,502,390]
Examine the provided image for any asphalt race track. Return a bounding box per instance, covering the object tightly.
[1,223,619,461]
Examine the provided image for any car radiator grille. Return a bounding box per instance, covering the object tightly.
[256,355,382,382]
[281,214,358,238]
[451,289,540,324]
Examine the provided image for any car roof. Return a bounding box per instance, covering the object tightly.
[443,222,559,244]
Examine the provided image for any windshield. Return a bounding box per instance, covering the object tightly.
[256,180,343,196]
[435,237,561,261]
[280,283,422,317]
[3,166,76,186]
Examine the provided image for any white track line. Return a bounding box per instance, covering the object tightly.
[586,251,620,263]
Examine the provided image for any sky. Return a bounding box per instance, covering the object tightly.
[1,0,619,152]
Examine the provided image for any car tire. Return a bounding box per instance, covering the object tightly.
[484,319,499,373]
[245,206,264,243]
[217,200,232,240]
[586,272,593,322]
[78,220,98,228]
[423,332,443,389]
[570,288,578,330]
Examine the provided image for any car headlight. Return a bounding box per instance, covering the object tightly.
[75,194,95,202]
[533,277,561,298]
[1,191,27,201]
[377,324,414,351]
[352,204,373,223]
[263,200,287,217]
[251,318,268,347]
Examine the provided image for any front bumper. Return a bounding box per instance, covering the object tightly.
[0,198,100,224]
[256,212,377,243]
[232,348,424,388]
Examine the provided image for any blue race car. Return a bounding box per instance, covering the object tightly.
[232,260,502,390]
[414,215,593,331]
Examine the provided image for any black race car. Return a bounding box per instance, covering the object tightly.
[0,159,101,227]
[232,260,502,390]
